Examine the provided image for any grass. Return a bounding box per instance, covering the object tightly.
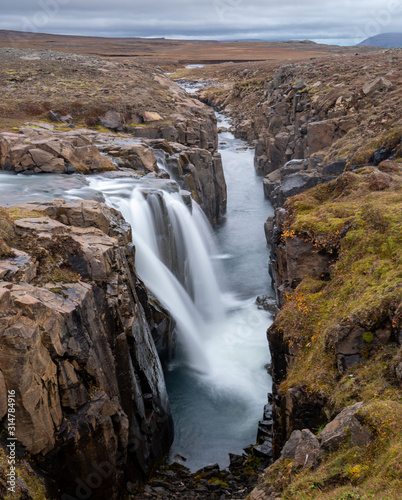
[324,126,402,167]
[0,443,47,499]
[259,166,402,499]
[274,400,402,499]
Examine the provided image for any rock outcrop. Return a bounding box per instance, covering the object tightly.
[0,127,116,174]
[246,402,372,499]
[153,141,227,225]
[199,50,401,209]
[249,165,402,499]
[0,199,174,499]
[0,124,227,225]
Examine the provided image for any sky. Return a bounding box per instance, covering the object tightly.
[0,0,401,45]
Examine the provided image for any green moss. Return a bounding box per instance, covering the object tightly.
[0,444,47,499]
[207,478,229,488]
[325,126,402,167]
[7,207,45,221]
[262,167,402,499]
[0,207,15,258]
[279,170,402,395]
[362,331,374,343]
[257,400,402,499]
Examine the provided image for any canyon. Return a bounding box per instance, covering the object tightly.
[0,35,401,500]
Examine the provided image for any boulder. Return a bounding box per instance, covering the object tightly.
[319,402,372,450]
[368,170,391,190]
[281,429,321,467]
[293,79,307,91]
[99,110,123,130]
[247,488,275,500]
[280,159,308,177]
[143,111,163,122]
[362,77,392,96]
[29,148,65,173]
[253,438,274,460]
[276,173,321,205]
[73,145,116,173]
[113,143,158,173]
[263,169,281,200]
[322,159,346,177]
[307,120,337,154]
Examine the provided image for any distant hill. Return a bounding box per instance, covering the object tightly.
[358,33,402,47]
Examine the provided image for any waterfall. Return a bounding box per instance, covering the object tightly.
[86,148,271,470]
[87,177,225,373]
[0,117,272,471]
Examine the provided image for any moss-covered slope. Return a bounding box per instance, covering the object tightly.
[257,164,402,499]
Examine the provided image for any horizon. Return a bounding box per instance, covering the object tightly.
[2,28,400,48]
[1,1,401,46]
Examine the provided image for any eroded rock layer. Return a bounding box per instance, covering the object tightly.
[0,200,174,499]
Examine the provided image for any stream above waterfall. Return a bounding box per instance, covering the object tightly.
[0,112,274,473]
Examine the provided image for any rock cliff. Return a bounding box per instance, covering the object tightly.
[248,165,402,499]
[199,50,401,207]
[0,200,174,499]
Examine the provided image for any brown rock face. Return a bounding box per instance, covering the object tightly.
[0,128,116,174]
[109,142,158,173]
[327,321,393,374]
[307,120,337,154]
[161,144,227,225]
[281,429,321,467]
[362,77,392,96]
[0,200,174,499]
[319,402,372,450]
[143,111,163,122]
[271,232,335,307]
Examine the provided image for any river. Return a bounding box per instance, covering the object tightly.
[0,110,274,473]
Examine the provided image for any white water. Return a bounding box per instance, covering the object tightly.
[0,111,273,472]
[86,177,226,374]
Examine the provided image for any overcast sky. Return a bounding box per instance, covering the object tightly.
[1,0,401,44]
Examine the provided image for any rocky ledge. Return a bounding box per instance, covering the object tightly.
[0,122,226,225]
[0,199,176,499]
[247,164,402,499]
[0,48,227,225]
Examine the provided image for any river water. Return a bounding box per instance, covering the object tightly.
[0,111,274,472]
[165,113,274,470]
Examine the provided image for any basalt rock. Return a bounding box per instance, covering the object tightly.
[157,143,227,225]
[0,200,174,499]
[319,402,372,450]
[0,128,116,174]
[280,429,321,467]
[270,230,336,307]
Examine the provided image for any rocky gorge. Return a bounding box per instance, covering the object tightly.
[0,48,233,499]
[0,40,401,500]
[180,49,402,499]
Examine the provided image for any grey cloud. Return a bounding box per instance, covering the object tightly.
[0,0,401,42]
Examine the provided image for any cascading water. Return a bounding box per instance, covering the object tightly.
[85,143,273,470]
[0,111,273,472]
[86,176,226,374]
